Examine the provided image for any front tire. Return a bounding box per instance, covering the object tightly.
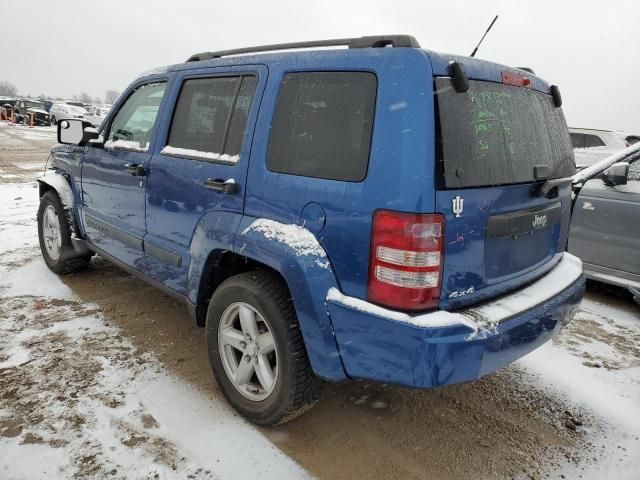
[37,190,91,274]
[206,271,319,425]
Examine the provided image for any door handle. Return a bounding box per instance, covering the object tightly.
[124,163,146,176]
[204,178,237,194]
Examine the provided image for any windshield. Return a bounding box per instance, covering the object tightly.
[435,78,575,189]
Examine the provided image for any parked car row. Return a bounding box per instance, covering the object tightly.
[1,98,52,126]
[50,102,110,127]
[1,97,112,127]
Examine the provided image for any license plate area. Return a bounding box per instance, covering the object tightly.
[486,202,561,239]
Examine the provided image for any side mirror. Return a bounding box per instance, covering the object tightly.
[602,162,629,187]
[57,119,100,146]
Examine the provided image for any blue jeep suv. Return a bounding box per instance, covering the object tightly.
[37,35,585,425]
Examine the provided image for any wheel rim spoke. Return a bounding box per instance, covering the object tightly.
[255,355,275,391]
[234,357,255,386]
[220,328,245,352]
[47,208,57,227]
[218,302,279,402]
[42,205,61,261]
[256,332,275,354]
[239,305,259,339]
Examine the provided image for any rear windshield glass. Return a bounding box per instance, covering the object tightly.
[435,78,575,189]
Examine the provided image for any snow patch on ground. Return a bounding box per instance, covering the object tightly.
[0,183,311,479]
[518,297,640,479]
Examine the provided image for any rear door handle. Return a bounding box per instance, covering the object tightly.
[124,163,146,176]
[204,178,237,194]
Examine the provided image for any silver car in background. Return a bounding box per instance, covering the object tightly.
[570,144,640,303]
[569,127,629,170]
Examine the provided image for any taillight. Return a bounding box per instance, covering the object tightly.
[501,71,531,88]
[368,210,445,311]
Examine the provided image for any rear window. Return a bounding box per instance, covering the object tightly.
[267,72,377,182]
[435,78,575,189]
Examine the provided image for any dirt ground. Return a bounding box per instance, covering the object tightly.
[1,125,639,479]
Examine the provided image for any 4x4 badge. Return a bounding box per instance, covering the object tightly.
[452,196,464,218]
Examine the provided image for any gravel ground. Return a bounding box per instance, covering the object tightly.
[1,123,638,479]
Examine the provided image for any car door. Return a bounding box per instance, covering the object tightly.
[80,80,169,270]
[143,66,264,293]
[569,158,640,276]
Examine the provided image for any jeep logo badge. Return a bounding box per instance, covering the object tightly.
[452,196,464,218]
[532,213,547,229]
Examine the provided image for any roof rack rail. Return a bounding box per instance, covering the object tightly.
[186,35,420,62]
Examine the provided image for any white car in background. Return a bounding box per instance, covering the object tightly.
[83,104,111,127]
[570,127,628,169]
[50,103,89,125]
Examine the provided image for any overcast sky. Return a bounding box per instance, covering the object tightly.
[2,0,638,132]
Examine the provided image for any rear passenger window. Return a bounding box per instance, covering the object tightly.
[224,76,258,156]
[583,134,605,148]
[267,72,377,181]
[166,75,256,162]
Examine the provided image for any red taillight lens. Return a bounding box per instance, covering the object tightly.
[367,210,445,311]
[501,71,532,88]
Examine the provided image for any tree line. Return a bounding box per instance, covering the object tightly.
[0,81,119,105]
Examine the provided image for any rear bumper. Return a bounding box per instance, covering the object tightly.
[327,253,585,387]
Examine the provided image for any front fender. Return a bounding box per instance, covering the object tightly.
[235,217,347,381]
[37,168,90,256]
[37,169,76,210]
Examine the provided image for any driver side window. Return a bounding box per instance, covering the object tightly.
[105,82,167,152]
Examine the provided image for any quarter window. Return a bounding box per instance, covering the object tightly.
[166,75,257,161]
[106,82,166,151]
[267,72,377,181]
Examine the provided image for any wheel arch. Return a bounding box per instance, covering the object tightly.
[188,216,347,382]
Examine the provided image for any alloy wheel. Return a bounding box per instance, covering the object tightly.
[218,302,278,401]
[42,204,62,261]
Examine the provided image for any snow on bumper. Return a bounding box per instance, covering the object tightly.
[326,253,585,387]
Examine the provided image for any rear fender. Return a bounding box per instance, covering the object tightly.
[233,217,347,381]
[187,211,244,305]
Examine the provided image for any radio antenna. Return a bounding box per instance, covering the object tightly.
[470,15,499,58]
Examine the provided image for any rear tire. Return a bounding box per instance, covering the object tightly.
[205,271,319,425]
[37,190,91,274]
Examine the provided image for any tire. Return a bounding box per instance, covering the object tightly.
[50,115,57,125]
[37,190,91,274]
[206,271,319,425]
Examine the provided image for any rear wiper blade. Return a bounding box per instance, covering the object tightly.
[532,164,571,198]
[536,177,573,198]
